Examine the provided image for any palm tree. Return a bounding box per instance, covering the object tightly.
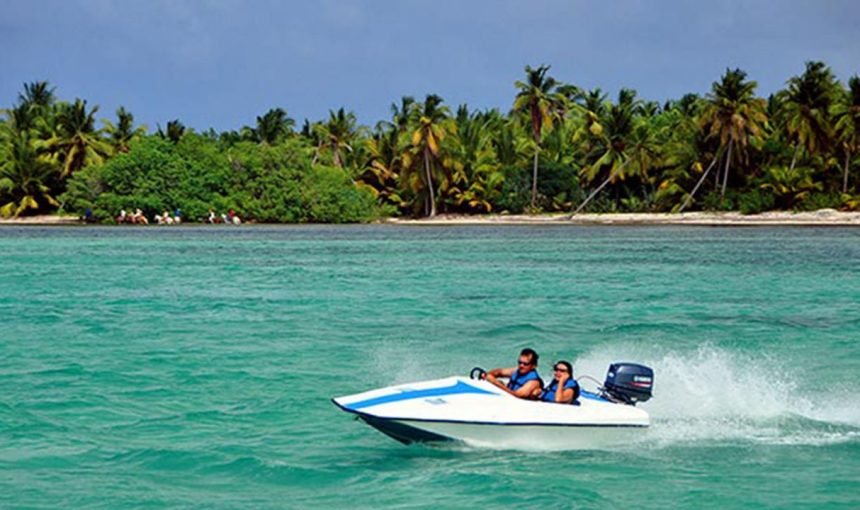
[675,93,702,117]
[5,104,37,135]
[833,76,860,192]
[363,128,404,207]
[571,88,608,155]
[557,83,585,104]
[103,106,146,153]
[250,107,294,145]
[391,96,415,132]
[45,99,111,176]
[18,81,55,111]
[541,110,577,167]
[0,132,60,217]
[699,68,767,198]
[583,89,640,181]
[18,81,56,133]
[491,117,531,169]
[655,96,723,212]
[513,65,565,208]
[640,101,661,118]
[573,89,640,213]
[760,165,822,209]
[450,105,504,212]
[313,108,359,168]
[403,94,455,217]
[358,98,418,210]
[781,61,839,172]
[158,119,186,144]
[625,115,666,204]
[4,82,56,135]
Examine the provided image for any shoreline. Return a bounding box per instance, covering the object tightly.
[387,210,860,226]
[2,210,860,227]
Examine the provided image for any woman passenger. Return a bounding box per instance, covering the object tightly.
[540,360,579,404]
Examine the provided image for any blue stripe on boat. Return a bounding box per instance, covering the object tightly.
[579,390,610,402]
[345,380,498,410]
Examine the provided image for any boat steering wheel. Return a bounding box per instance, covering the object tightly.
[469,367,487,380]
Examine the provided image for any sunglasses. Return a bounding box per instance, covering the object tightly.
[554,366,569,373]
[518,360,533,366]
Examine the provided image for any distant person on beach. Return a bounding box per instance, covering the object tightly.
[483,348,543,400]
[173,208,182,224]
[156,210,174,224]
[540,360,579,404]
[228,209,241,225]
[208,209,217,223]
[132,208,148,225]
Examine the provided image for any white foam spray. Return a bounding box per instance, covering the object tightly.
[574,343,860,448]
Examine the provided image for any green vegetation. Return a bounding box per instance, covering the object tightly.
[1,61,859,222]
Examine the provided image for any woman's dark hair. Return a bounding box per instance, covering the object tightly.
[554,360,573,377]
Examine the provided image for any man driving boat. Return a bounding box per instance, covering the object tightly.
[483,348,543,400]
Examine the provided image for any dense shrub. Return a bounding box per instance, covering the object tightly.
[702,191,734,211]
[62,136,209,221]
[303,166,381,223]
[574,194,617,213]
[797,192,842,211]
[738,189,775,215]
[492,162,583,213]
[538,162,583,212]
[620,196,649,212]
[62,134,383,223]
[495,166,530,213]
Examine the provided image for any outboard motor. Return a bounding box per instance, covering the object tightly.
[601,363,654,405]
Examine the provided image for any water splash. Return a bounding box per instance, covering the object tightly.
[574,343,860,448]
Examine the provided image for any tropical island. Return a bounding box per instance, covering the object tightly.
[1,61,858,224]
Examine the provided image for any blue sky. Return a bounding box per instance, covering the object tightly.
[2,0,858,132]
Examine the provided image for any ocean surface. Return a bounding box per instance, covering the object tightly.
[1,225,858,509]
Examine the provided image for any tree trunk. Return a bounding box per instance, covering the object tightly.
[530,148,539,209]
[424,147,437,217]
[790,144,800,173]
[714,145,725,191]
[721,139,733,199]
[570,159,630,217]
[714,154,722,191]
[679,153,721,212]
[844,150,851,194]
[333,144,342,168]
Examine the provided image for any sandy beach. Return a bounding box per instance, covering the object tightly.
[0,215,82,225]
[2,210,860,226]
[387,209,860,226]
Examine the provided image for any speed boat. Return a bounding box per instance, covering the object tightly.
[332,363,654,449]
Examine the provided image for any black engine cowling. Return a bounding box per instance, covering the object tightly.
[602,363,654,405]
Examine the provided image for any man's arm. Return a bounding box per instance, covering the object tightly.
[484,367,514,391]
[510,379,541,400]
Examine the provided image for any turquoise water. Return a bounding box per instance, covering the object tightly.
[1,225,859,509]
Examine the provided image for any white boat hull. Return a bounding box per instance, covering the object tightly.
[333,376,649,449]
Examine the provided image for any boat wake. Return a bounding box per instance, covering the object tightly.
[574,344,860,449]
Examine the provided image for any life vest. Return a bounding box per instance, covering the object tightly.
[540,378,580,404]
[507,369,542,392]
